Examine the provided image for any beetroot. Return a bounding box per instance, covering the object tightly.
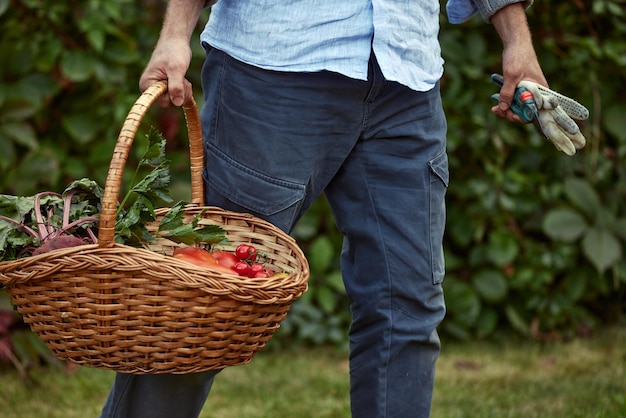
[0,190,98,258]
[31,235,87,255]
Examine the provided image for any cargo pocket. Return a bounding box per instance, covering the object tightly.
[429,150,449,285]
[203,144,306,233]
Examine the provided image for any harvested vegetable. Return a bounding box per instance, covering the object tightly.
[0,127,227,261]
[172,249,235,275]
[0,181,101,258]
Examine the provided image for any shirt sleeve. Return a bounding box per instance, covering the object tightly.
[446,0,533,24]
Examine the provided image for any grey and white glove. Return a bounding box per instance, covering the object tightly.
[517,80,589,156]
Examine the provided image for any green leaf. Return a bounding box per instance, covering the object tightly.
[4,111,42,144]
[315,286,337,314]
[604,104,626,142]
[614,218,626,241]
[0,195,36,221]
[11,329,63,368]
[86,29,106,52]
[542,208,588,242]
[582,227,622,273]
[116,204,144,232]
[0,98,40,121]
[0,138,15,170]
[476,308,498,338]
[158,207,226,246]
[189,224,228,246]
[594,207,617,230]
[141,127,167,166]
[10,330,41,365]
[131,163,173,205]
[443,320,471,340]
[0,0,9,17]
[126,128,172,207]
[12,73,59,105]
[444,280,481,326]
[505,304,529,336]
[472,269,508,303]
[102,38,139,65]
[115,195,156,245]
[60,50,95,82]
[160,224,201,245]
[8,148,61,192]
[61,113,101,145]
[63,178,104,200]
[563,178,601,218]
[308,236,335,273]
[157,202,187,232]
[0,194,40,258]
[564,270,588,302]
[324,270,345,293]
[486,231,519,266]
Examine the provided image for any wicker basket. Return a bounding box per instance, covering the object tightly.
[0,81,309,374]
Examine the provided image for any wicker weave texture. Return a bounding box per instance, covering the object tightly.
[0,82,309,374]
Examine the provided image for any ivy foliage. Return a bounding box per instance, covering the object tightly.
[439,0,626,340]
[0,1,625,348]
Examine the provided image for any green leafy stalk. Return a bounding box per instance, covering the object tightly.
[113,127,175,245]
[0,127,227,261]
[116,127,173,219]
[158,202,228,246]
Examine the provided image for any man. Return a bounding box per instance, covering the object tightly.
[100,1,553,417]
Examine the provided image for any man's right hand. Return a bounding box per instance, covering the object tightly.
[139,0,205,107]
[139,37,193,107]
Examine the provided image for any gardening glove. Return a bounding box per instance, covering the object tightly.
[516,80,589,156]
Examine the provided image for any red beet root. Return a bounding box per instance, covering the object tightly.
[32,235,86,255]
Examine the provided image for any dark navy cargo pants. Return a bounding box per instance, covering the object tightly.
[101,46,448,418]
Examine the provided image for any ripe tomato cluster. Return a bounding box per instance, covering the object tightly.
[172,244,275,278]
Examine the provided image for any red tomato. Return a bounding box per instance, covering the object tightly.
[212,251,239,268]
[173,247,218,264]
[235,244,257,262]
[248,263,265,278]
[248,263,275,278]
[232,261,251,277]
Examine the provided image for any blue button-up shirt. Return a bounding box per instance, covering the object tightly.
[200,0,525,92]
[201,0,443,92]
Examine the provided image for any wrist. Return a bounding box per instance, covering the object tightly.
[491,3,532,48]
[159,0,205,41]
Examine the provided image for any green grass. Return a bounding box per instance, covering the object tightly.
[1,326,625,417]
[432,326,626,418]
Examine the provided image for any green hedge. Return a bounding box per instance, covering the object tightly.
[1,0,624,346]
[438,0,626,340]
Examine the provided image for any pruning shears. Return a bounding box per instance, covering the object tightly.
[490,73,546,139]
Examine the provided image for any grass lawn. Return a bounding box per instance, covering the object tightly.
[1,326,624,417]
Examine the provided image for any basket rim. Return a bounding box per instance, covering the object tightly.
[0,244,308,304]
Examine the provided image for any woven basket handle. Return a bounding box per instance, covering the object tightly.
[97,81,204,248]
